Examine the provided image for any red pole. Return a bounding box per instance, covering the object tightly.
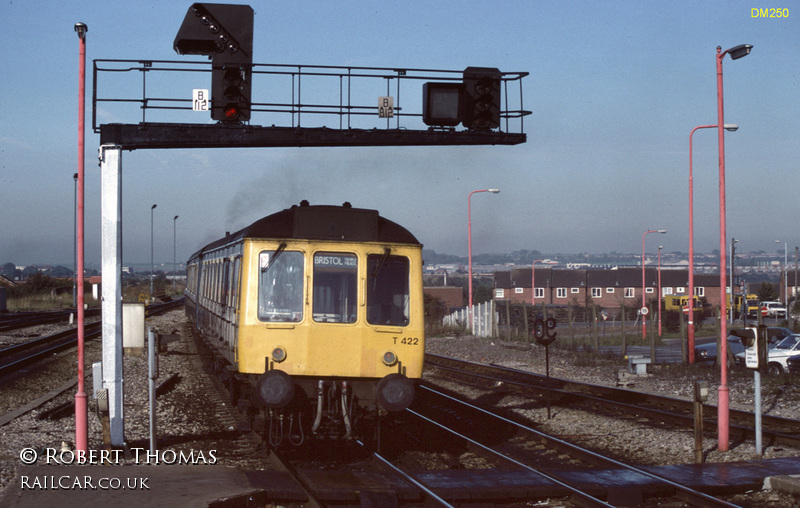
[642,232,647,338]
[658,246,662,336]
[74,22,88,454]
[688,127,696,363]
[713,42,752,453]
[715,45,730,452]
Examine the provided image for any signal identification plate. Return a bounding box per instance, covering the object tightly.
[193,89,209,111]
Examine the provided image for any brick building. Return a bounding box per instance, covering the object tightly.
[423,286,464,311]
[494,267,723,310]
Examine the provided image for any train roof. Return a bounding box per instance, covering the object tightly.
[192,201,421,258]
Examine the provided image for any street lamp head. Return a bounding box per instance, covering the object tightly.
[658,230,667,234]
[727,44,753,60]
[151,204,157,210]
[488,189,500,194]
[74,23,87,40]
[723,124,739,132]
[174,215,179,220]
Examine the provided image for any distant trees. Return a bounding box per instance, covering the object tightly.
[1,263,15,280]
[424,293,448,322]
[0,263,75,281]
[45,266,74,277]
[756,282,780,302]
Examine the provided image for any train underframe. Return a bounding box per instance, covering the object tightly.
[192,330,413,447]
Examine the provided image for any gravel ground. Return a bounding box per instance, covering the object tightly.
[0,309,275,499]
[2,314,799,506]
[424,334,800,507]
[424,334,800,462]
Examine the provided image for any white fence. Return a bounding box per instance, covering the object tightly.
[443,301,496,338]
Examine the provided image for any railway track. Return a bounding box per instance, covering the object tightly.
[151,326,796,506]
[375,385,739,507]
[0,308,101,334]
[0,300,184,378]
[424,353,800,449]
[256,382,746,506]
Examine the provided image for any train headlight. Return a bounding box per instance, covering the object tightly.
[256,370,294,408]
[382,350,398,367]
[376,373,414,412]
[271,346,287,363]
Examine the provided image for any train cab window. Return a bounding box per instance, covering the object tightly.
[257,250,304,322]
[367,253,410,326]
[313,253,357,323]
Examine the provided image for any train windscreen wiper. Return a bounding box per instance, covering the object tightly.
[261,242,287,273]
[371,248,391,289]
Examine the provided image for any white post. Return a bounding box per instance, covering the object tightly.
[478,304,486,337]
[482,302,489,337]
[100,145,125,446]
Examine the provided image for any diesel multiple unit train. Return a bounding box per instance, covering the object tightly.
[185,201,425,445]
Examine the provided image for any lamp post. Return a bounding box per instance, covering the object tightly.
[532,259,544,306]
[642,229,666,338]
[468,188,499,332]
[150,204,157,299]
[716,42,752,453]
[658,246,663,337]
[173,215,179,291]
[689,123,738,363]
[73,21,88,455]
[776,240,787,307]
[73,173,78,309]
[730,238,738,324]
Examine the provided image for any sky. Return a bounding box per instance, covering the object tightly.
[1,1,798,268]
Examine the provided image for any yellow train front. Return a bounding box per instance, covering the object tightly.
[185,201,425,445]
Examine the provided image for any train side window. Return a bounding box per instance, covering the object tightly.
[221,258,231,307]
[313,253,357,323]
[231,257,241,310]
[366,254,410,326]
[258,250,304,322]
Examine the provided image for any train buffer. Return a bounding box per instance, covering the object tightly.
[626,355,652,376]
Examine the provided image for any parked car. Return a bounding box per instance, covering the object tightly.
[695,327,789,365]
[759,301,787,319]
[764,327,794,345]
[787,354,800,376]
[694,334,748,364]
[735,334,800,375]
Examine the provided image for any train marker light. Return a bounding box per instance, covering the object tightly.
[382,350,398,367]
[174,3,253,123]
[271,346,287,363]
